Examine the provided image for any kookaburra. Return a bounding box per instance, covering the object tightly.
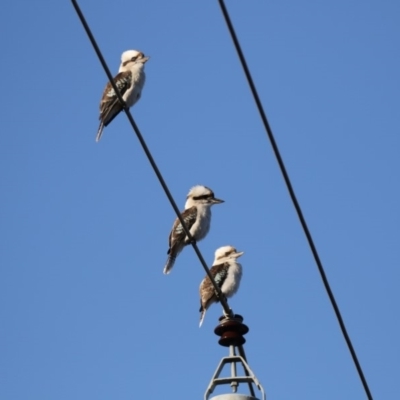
[199,245,244,327]
[163,185,224,274]
[96,50,149,142]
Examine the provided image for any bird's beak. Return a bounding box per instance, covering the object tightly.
[212,198,224,204]
[141,56,150,63]
[234,251,244,258]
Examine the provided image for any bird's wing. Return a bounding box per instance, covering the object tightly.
[99,71,132,126]
[199,262,229,311]
[168,206,198,249]
[209,262,229,287]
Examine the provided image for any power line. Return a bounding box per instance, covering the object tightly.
[71,1,257,394]
[217,1,373,399]
[70,0,233,318]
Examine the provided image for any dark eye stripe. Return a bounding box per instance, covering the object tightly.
[192,194,214,201]
[122,56,138,67]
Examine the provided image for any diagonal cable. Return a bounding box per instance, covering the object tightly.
[217,1,373,399]
[70,0,233,318]
[71,1,262,395]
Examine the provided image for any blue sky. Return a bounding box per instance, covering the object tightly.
[1,1,399,399]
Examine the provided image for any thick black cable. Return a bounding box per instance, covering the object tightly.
[217,1,373,399]
[70,0,234,318]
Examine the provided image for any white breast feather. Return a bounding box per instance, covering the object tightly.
[124,68,146,107]
[190,206,211,241]
[221,262,242,297]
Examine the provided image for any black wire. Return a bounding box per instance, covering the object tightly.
[70,0,233,318]
[217,1,373,399]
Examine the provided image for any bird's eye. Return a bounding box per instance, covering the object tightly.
[131,56,137,61]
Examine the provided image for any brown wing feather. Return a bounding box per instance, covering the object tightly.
[199,262,229,311]
[99,71,132,126]
[168,206,198,250]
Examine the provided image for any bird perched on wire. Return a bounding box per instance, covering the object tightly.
[96,49,149,142]
[163,185,224,275]
[199,245,244,327]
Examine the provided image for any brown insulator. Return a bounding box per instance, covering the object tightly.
[214,314,249,347]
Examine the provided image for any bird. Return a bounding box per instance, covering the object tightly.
[199,245,244,327]
[163,185,224,275]
[96,50,149,142]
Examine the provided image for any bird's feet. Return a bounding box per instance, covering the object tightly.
[187,238,197,246]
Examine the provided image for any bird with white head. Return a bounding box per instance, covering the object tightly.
[199,245,244,327]
[163,185,224,274]
[96,49,149,142]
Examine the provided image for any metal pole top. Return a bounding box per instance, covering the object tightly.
[210,394,260,400]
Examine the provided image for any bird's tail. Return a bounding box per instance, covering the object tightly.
[96,122,104,142]
[199,307,206,327]
[163,253,176,275]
